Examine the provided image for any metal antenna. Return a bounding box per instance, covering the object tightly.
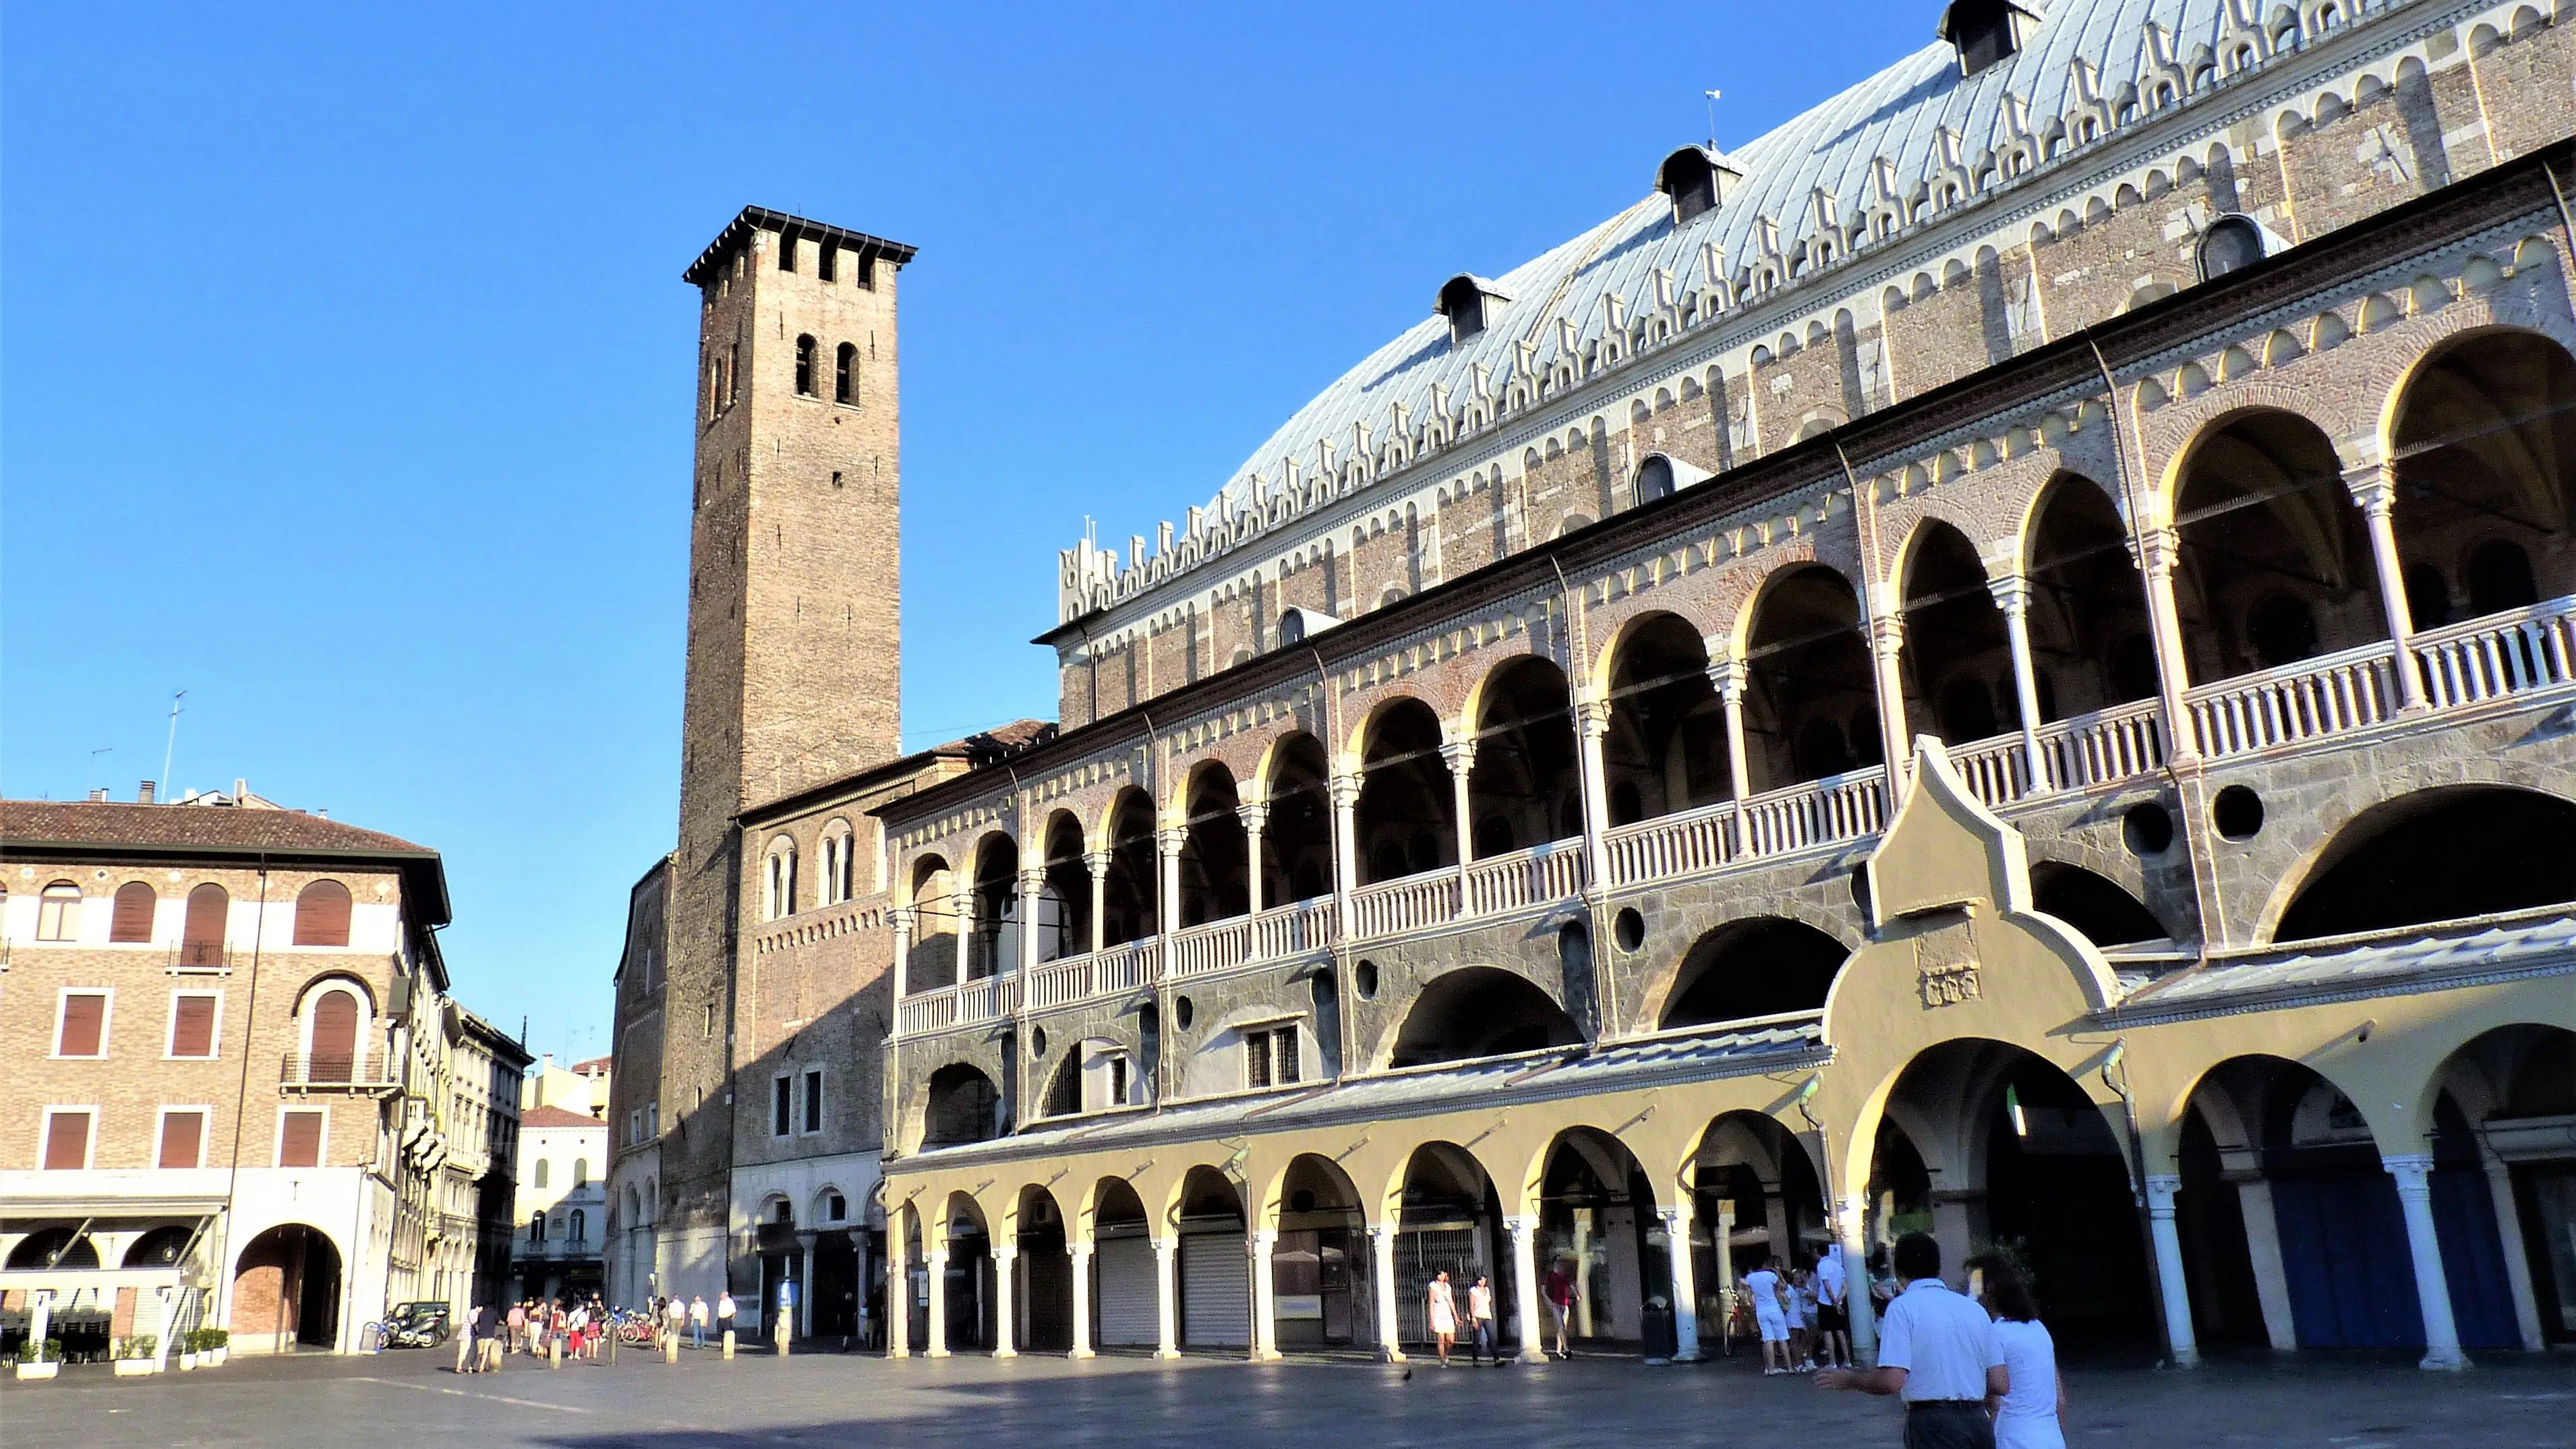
[160,691,187,799]
[1704,88,1723,150]
[90,747,113,786]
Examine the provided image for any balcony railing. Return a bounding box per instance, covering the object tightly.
[281,1051,395,1090]
[889,598,2576,1042]
[168,939,233,972]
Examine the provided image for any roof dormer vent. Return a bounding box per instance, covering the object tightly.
[1655,146,1745,225]
[1435,274,1511,346]
[1938,0,2044,77]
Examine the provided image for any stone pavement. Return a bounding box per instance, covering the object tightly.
[5,1344,2570,1447]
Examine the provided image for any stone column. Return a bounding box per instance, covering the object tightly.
[1237,802,1268,921]
[1440,738,1477,908]
[1574,692,1612,888]
[2142,1175,2200,1366]
[1156,828,1187,942]
[1707,653,1753,857]
[2384,1154,2467,1369]
[1660,1204,1701,1362]
[1151,1236,1181,1359]
[889,906,914,1001]
[886,1237,911,1357]
[2132,525,2201,762]
[849,1228,871,1347]
[2228,1173,2300,1351]
[2347,464,2426,710]
[1328,771,1363,904]
[1865,605,1910,783]
[2485,1158,2546,1351]
[924,1249,950,1358]
[1018,868,1047,973]
[1084,850,1111,956]
[797,1231,819,1341]
[1989,574,2053,794]
[1250,1229,1280,1361]
[1571,1212,1596,1338]
[1370,1220,1406,1362]
[1505,1215,1546,1363]
[950,887,979,982]
[1067,1239,1096,1359]
[1834,1194,1877,1360]
[990,1245,1018,1357]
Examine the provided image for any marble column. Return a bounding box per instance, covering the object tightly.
[1574,692,1612,889]
[1152,1237,1181,1359]
[2228,1172,2300,1351]
[950,888,978,982]
[1084,850,1111,957]
[1250,1229,1280,1361]
[2142,1175,2200,1366]
[1017,868,1047,974]
[1156,827,1187,941]
[886,1237,911,1357]
[925,1249,950,1359]
[1328,771,1362,904]
[1989,573,2054,794]
[2132,525,2201,763]
[797,1231,819,1340]
[990,1245,1018,1357]
[1067,1239,1096,1359]
[1440,738,1477,910]
[1865,608,1911,783]
[1237,802,1268,921]
[2347,464,2426,710]
[889,906,913,1001]
[1707,654,1753,858]
[1660,1204,1701,1362]
[1506,1214,1546,1362]
[2384,1154,2466,1369]
[2485,1158,2546,1351]
[1370,1220,1406,1362]
[1834,1194,1877,1360]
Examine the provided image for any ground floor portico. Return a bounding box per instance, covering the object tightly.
[881,744,2576,1371]
[724,1151,882,1343]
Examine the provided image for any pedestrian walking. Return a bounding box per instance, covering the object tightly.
[567,1300,590,1360]
[1745,1255,1792,1376]
[1965,1253,2066,1449]
[506,1299,527,1355]
[691,1293,709,1349]
[1815,1231,2008,1449]
[1466,1274,1499,1365]
[1542,1256,1578,1359]
[1426,1270,1459,1366]
[1816,1244,1854,1370]
[666,1294,688,1351]
[1794,1260,1821,1371]
[478,1303,503,1372]
[457,1300,479,1374]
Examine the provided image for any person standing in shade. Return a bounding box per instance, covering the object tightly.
[1744,1256,1792,1376]
[715,1289,737,1344]
[1815,1244,1854,1370]
[1964,1253,2066,1449]
[1465,1274,1498,1365]
[691,1293,709,1349]
[1426,1270,1459,1367]
[665,1293,687,1351]
[1816,1232,2008,1449]
[1542,1257,1578,1360]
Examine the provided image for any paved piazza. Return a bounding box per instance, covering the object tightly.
[8,1349,2571,1447]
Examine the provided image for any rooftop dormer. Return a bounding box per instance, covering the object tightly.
[1435,274,1511,346]
[1938,0,2045,77]
[1655,145,1745,225]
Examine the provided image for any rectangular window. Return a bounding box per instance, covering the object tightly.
[772,1075,792,1137]
[817,242,838,283]
[55,990,109,1058]
[628,1109,643,1146]
[1245,1027,1301,1090]
[42,1108,94,1170]
[1246,1030,1272,1090]
[158,1108,206,1169]
[169,993,219,1058]
[1109,1057,1129,1107]
[277,1109,325,1168]
[802,1069,823,1133]
[646,1102,658,1137]
[704,1005,716,1038]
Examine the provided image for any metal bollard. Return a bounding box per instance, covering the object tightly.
[777,1322,791,1358]
[721,1329,735,1360]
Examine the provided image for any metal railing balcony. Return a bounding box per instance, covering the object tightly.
[281,1051,397,1090]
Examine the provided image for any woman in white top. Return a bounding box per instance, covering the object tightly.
[1426,1270,1459,1366]
[1966,1252,2066,1449]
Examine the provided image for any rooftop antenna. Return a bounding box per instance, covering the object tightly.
[1703,89,1722,150]
[90,747,113,788]
[160,691,187,802]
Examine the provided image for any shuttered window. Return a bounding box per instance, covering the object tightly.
[43,1111,92,1170]
[180,884,229,967]
[773,1075,794,1137]
[56,992,107,1057]
[308,989,359,1080]
[278,1111,325,1168]
[111,881,158,942]
[293,880,351,946]
[159,1110,205,1169]
[171,994,218,1058]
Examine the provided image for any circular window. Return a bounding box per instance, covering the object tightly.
[2122,801,2175,856]
[1614,908,1645,953]
[1029,1026,1048,1058]
[1173,995,1196,1030]
[1354,961,1379,1000]
[2213,786,2265,841]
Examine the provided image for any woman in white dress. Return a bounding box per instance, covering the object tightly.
[1426,1270,1459,1366]
[1966,1252,2067,1449]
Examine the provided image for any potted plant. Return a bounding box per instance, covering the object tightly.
[203,1327,229,1366]
[178,1328,201,1370]
[15,1338,61,1381]
[114,1333,162,1376]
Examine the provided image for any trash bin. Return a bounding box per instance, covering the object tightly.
[1640,1296,1678,1361]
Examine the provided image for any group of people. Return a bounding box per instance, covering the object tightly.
[649,1291,737,1349]
[1815,1232,2068,1449]
[1421,1270,1504,1366]
[452,1291,747,1374]
[1739,1247,1855,1374]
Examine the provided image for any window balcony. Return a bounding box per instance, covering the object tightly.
[280,1051,398,1093]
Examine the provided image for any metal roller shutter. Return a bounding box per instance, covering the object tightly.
[1094,1237,1157,1347]
[1180,1233,1249,1347]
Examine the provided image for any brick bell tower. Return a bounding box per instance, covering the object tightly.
[658,208,915,1288]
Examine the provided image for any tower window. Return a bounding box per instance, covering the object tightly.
[778,230,797,272]
[817,242,838,283]
[794,335,817,397]
[835,343,857,404]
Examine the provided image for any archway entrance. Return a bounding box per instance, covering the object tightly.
[1014,1185,1073,1353]
[231,1224,342,1351]
[1392,1143,1506,1352]
[2428,1024,2576,1349]
[1272,1154,1364,1349]
[1689,1111,1828,1353]
[1175,1166,1248,1349]
[1872,1040,2153,1352]
[939,1195,993,1353]
[1535,1129,1666,1353]
[1088,1178,1155,1350]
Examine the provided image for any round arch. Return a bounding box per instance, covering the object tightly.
[1656,917,1852,1030]
[2268,785,2576,943]
[1384,966,1582,1069]
[1467,655,1580,858]
[231,1223,344,1351]
[1598,611,1730,829]
[2020,471,2159,720]
[1739,562,1878,790]
[1258,730,1333,908]
[1898,518,2016,746]
[2381,325,2575,628]
[1354,696,1453,883]
[2163,405,2381,683]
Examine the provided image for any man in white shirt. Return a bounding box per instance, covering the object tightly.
[1743,1257,1792,1375]
[716,1290,738,1345]
[1816,1232,2006,1449]
[1815,1244,1853,1369]
[690,1294,709,1349]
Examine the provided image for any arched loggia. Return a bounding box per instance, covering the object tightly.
[1468,657,1581,857]
[1536,1128,1666,1351]
[966,834,1018,980]
[1179,763,1249,926]
[1659,918,1848,1029]
[1900,521,2018,744]
[1272,1154,1367,1349]
[2389,330,2575,625]
[1261,733,1333,906]
[1743,565,1879,789]
[1355,701,1454,883]
[2024,475,2161,719]
[2171,409,2385,681]
[1601,614,1731,827]
[1388,967,1582,1068]
[1038,811,1090,959]
[1099,788,1158,945]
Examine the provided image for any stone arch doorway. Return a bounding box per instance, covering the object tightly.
[2423,1023,2576,1350]
[1535,1128,1666,1353]
[938,1193,993,1354]
[1269,1154,1366,1350]
[1871,1038,2155,1351]
[231,1224,342,1352]
[1689,1111,1828,1305]
[1390,1142,1506,1354]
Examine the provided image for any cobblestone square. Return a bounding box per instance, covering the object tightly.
[8,1348,2571,1448]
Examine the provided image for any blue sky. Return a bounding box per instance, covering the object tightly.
[3,3,1931,1061]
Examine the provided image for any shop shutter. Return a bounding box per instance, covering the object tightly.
[1179,1232,1250,1347]
[57,993,106,1056]
[1093,1237,1157,1347]
[45,1111,92,1169]
[160,1111,204,1169]
[171,995,217,1057]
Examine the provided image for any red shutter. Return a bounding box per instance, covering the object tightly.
[57,993,106,1057]
[278,1112,324,1168]
[181,884,230,966]
[171,995,216,1057]
[111,882,157,943]
[293,881,352,947]
[309,991,359,1080]
[44,1111,90,1169]
[159,1111,204,1169]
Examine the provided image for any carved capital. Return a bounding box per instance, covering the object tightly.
[1082,849,1113,877]
[1575,698,1614,736]
[1018,868,1047,896]
[1155,827,1190,857]
[1235,801,1270,833]
[1985,573,2033,616]
[2343,463,2397,519]
[1328,773,1364,809]
[2130,525,2181,578]
[1706,655,1749,702]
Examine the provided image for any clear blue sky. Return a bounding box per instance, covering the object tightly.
[3,3,1929,1061]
